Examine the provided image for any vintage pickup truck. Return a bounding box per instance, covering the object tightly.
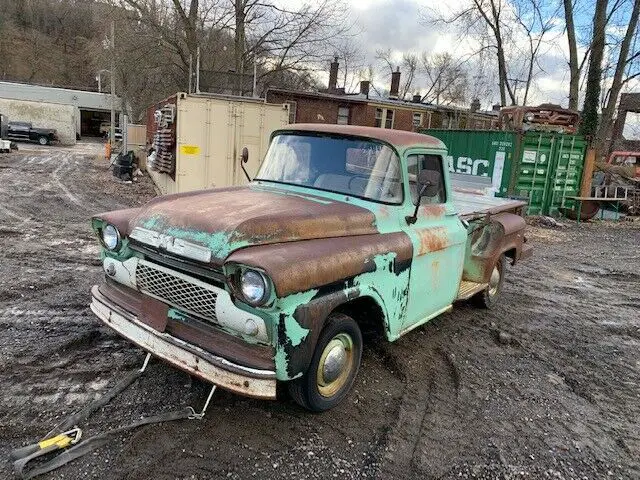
[90,125,531,411]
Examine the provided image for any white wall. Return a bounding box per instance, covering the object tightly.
[0,81,122,111]
[0,98,76,145]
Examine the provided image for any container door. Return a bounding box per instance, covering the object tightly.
[513,132,587,216]
[205,100,234,189]
[513,132,554,215]
[545,135,586,216]
[176,96,208,192]
[233,102,264,186]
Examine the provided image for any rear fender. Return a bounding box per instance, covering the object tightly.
[462,212,527,283]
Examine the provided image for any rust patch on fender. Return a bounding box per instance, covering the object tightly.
[228,232,413,297]
[416,227,449,256]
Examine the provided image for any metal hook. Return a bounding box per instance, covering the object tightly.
[139,353,151,373]
[188,385,217,420]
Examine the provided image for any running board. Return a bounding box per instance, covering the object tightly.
[456,280,487,301]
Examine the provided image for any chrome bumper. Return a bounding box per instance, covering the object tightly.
[90,285,277,399]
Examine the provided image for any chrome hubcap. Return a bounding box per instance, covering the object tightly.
[322,343,347,383]
[316,333,354,397]
[488,266,500,296]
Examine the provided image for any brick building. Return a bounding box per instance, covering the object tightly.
[266,58,497,132]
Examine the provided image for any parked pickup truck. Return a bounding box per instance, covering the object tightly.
[7,121,58,145]
[90,125,532,411]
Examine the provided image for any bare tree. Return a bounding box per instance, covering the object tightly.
[400,53,419,99]
[426,0,517,106]
[596,0,640,154]
[334,38,365,93]
[563,0,581,109]
[233,0,352,94]
[420,52,468,105]
[513,0,560,106]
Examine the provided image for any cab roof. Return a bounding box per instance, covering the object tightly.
[275,124,446,150]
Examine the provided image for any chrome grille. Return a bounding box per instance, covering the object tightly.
[135,261,218,321]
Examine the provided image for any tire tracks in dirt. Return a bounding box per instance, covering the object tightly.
[377,342,462,479]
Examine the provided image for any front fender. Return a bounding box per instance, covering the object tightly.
[274,285,390,380]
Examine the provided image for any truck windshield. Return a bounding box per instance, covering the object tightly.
[255,133,403,204]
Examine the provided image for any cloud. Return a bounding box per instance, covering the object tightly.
[350,0,441,57]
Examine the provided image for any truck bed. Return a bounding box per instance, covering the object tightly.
[452,190,526,219]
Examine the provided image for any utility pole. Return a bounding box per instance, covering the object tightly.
[252,51,257,97]
[188,54,193,94]
[196,46,201,93]
[110,19,115,152]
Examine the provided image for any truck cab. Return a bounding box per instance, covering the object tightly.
[90,125,531,411]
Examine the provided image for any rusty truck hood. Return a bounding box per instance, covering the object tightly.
[129,185,377,263]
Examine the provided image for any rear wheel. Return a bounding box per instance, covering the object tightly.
[288,312,362,412]
[38,136,48,146]
[473,254,505,309]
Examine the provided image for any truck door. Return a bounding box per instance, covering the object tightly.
[400,151,467,334]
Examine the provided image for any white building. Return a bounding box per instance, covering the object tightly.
[0,81,124,144]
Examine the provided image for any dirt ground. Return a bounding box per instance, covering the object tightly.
[0,144,638,480]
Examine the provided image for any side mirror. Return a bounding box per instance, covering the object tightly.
[240,146,251,181]
[417,169,441,198]
[406,170,442,225]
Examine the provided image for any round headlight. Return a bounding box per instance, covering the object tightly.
[102,224,120,251]
[240,270,267,305]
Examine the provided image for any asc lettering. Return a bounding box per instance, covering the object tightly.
[446,155,490,176]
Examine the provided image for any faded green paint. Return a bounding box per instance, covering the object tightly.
[168,308,187,321]
[272,289,316,380]
[351,252,409,339]
[92,218,137,261]
[140,215,251,260]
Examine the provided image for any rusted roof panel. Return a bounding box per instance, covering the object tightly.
[276,124,446,149]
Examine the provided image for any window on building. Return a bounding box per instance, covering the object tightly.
[337,106,350,125]
[374,108,383,128]
[412,112,423,128]
[406,153,446,205]
[384,109,394,129]
[375,108,395,129]
[285,101,297,123]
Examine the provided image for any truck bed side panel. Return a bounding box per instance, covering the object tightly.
[462,212,528,283]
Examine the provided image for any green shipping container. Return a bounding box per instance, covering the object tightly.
[420,129,517,197]
[513,132,587,216]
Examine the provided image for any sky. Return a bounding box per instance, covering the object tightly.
[331,0,639,138]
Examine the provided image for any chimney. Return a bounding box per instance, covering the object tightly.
[470,98,480,112]
[412,93,422,103]
[389,67,401,99]
[328,57,339,93]
[360,80,370,97]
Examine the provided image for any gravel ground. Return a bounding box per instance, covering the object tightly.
[0,144,638,479]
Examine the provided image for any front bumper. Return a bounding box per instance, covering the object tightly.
[90,285,277,399]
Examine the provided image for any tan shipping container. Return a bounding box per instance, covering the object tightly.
[146,92,289,195]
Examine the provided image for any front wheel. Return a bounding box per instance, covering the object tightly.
[473,254,506,309]
[37,136,48,146]
[288,312,362,412]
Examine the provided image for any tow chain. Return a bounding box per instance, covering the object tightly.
[10,353,216,479]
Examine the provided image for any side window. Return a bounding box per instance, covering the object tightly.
[407,153,446,205]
